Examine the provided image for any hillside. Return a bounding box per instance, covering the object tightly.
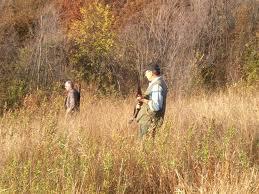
[0,0,258,111]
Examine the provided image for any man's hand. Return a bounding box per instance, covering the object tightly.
[136,96,142,101]
[137,96,149,104]
[66,108,72,114]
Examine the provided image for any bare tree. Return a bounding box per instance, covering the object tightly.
[118,0,258,92]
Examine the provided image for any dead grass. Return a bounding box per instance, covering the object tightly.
[0,88,258,193]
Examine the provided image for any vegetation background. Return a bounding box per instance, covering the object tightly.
[0,0,258,193]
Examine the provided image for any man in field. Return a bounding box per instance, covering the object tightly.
[136,62,168,140]
[64,80,80,118]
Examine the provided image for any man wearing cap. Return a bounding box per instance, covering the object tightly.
[64,80,80,119]
[136,62,168,139]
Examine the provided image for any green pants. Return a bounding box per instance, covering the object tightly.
[139,118,163,139]
[139,123,150,138]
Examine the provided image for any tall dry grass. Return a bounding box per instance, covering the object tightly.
[0,87,258,193]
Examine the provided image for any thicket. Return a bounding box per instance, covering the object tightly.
[0,0,258,112]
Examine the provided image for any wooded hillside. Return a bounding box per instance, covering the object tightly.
[0,0,258,111]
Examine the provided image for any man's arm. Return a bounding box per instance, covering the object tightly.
[66,91,76,114]
[148,84,163,111]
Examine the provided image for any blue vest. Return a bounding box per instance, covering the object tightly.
[136,77,168,124]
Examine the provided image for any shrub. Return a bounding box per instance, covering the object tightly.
[243,38,259,84]
[68,1,117,93]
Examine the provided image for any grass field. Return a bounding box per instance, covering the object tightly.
[0,87,258,193]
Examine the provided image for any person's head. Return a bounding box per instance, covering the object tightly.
[65,80,74,91]
[144,62,161,82]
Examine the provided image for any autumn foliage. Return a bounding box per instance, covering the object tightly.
[0,0,258,108]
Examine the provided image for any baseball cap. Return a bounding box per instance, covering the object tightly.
[144,61,161,74]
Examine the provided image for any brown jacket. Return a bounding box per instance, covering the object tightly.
[65,89,80,112]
